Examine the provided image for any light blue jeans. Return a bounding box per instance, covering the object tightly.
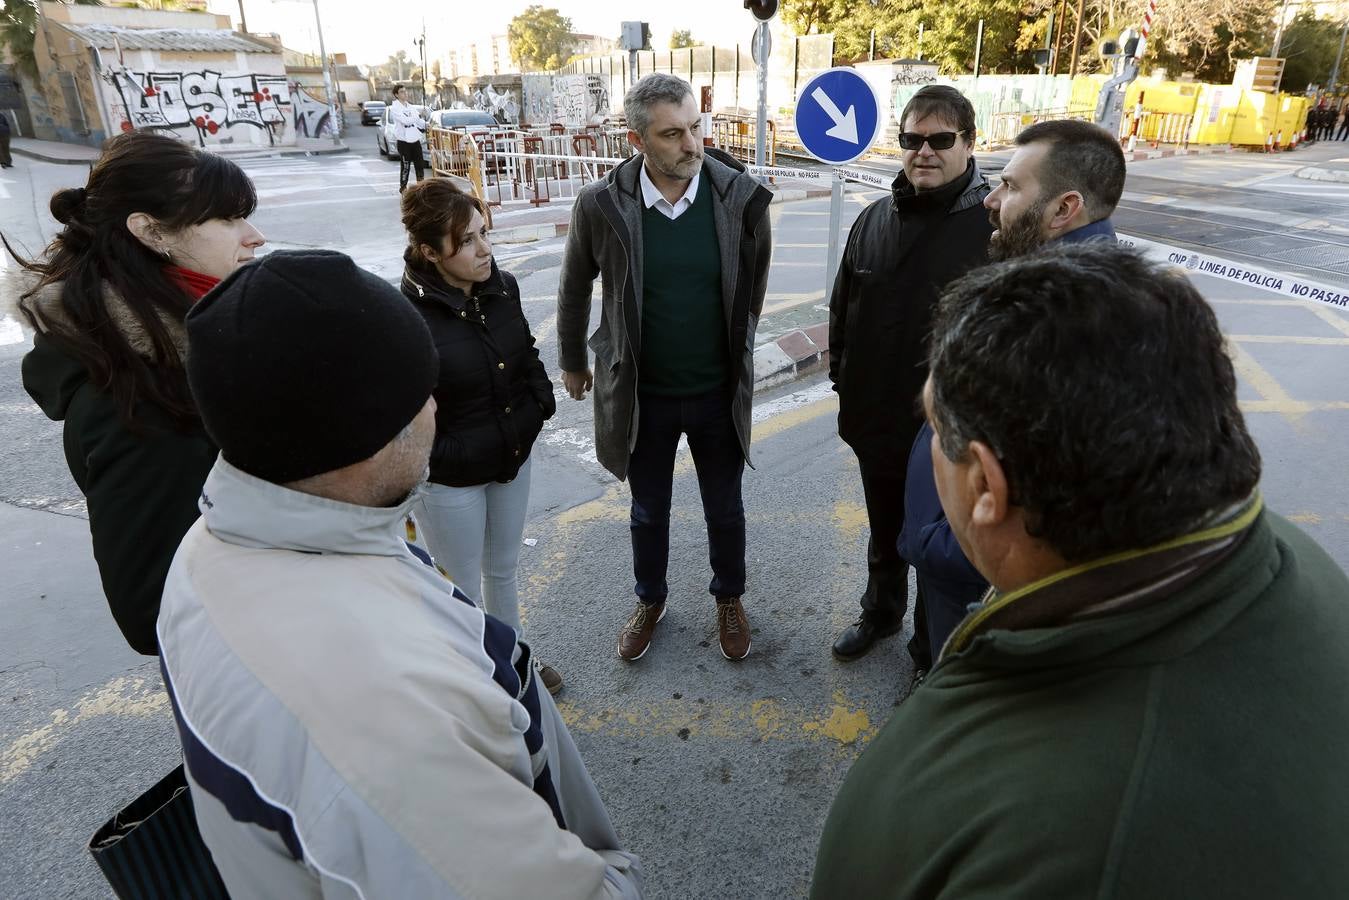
[415,457,532,633]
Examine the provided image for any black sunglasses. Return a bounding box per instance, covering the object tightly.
[898,131,960,151]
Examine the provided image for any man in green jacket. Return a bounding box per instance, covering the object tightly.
[812,242,1349,899]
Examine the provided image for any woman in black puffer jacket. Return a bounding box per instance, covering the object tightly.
[399,180,562,693]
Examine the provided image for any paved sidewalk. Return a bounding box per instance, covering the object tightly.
[10,135,349,165]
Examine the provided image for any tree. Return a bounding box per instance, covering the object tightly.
[1,0,102,80]
[507,5,574,72]
[1278,11,1347,91]
[670,29,696,49]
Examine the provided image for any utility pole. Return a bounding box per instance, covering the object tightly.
[1271,0,1292,58]
[309,0,341,145]
[974,20,984,79]
[1068,0,1086,76]
[1051,0,1067,74]
[1331,17,1348,90]
[236,0,248,32]
[415,21,427,104]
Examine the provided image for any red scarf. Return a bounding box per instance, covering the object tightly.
[165,265,221,300]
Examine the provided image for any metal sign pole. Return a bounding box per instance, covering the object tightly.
[755,22,769,167]
[825,171,845,297]
[309,0,341,145]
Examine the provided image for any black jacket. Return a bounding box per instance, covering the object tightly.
[828,161,992,461]
[401,259,555,487]
[22,286,216,655]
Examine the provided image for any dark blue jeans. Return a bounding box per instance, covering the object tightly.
[628,389,746,604]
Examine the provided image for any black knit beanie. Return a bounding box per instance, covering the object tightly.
[185,250,438,484]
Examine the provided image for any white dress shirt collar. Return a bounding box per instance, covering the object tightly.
[639,163,700,221]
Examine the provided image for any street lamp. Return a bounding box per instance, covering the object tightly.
[274,0,342,146]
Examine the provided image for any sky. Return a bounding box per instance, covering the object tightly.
[207,0,765,67]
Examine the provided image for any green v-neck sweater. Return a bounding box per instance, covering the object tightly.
[639,176,727,396]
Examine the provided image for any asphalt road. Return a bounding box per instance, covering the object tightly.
[1,139,1347,898]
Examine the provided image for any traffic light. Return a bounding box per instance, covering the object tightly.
[744,0,778,22]
[620,21,651,51]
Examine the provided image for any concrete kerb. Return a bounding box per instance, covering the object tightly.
[9,137,349,165]
[1295,166,1349,184]
[752,322,831,392]
[9,141,99,166]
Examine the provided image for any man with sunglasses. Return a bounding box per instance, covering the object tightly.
[828,85,993,674]
[895,119,1128,672]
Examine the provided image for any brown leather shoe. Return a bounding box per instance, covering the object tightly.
[716,597,751,660]
[536,661,563,696]
[617,601,666,661]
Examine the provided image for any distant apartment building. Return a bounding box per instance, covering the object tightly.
[444,32,617,78]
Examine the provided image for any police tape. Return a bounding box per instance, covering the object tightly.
[746,164,891,189]
[1116,233,1349,311]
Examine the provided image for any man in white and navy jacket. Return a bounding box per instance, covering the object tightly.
[159,250,643,899]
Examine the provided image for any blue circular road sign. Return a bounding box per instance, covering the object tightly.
[794,67,882,165]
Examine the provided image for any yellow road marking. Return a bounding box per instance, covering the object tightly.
[1304,306,1349,338]
[1287,512,1323,524]
[1228,343,1307,428]
[831,500,868,545]
[760,292,826,316]
[556,690,877,747]
[1,677,168,785]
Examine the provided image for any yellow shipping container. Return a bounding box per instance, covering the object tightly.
[1189,84,1241,144]
[1275,94,1309,145]
[1231,90,1305,146]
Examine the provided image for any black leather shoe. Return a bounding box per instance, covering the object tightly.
[832,616,902,661]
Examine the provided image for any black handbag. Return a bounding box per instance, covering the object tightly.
[88,764,230,899]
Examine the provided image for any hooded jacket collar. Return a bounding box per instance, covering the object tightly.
[23,279,188,361]
[1054,217,1118,245]
[890,159,989,216]
[199,456,419,558]
[941,492,1265,664]
[400,257,508,313]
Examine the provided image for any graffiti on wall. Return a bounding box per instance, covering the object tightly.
[521,73,553,125]
[109,70,291,145]
[291,83,337,138]
[521,74,611,128]
[892,63,940,87]
[469,83,520,124]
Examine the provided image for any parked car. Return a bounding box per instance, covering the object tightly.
[376,105,429,159]
[359,100,385,126]
[431,109,498,131]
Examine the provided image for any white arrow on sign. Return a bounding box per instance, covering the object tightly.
[810,86,859,144]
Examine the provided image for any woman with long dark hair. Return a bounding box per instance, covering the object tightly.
[6,130,264,654]
[399,179,563,693]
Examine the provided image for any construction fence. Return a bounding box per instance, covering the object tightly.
[429,115,784,212]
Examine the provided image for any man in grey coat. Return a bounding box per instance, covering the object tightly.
[557,73,773,663]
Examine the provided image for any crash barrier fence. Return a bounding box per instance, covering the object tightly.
[431,117,782,209]
[987,108,1092,145]
[710,116,776,165]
